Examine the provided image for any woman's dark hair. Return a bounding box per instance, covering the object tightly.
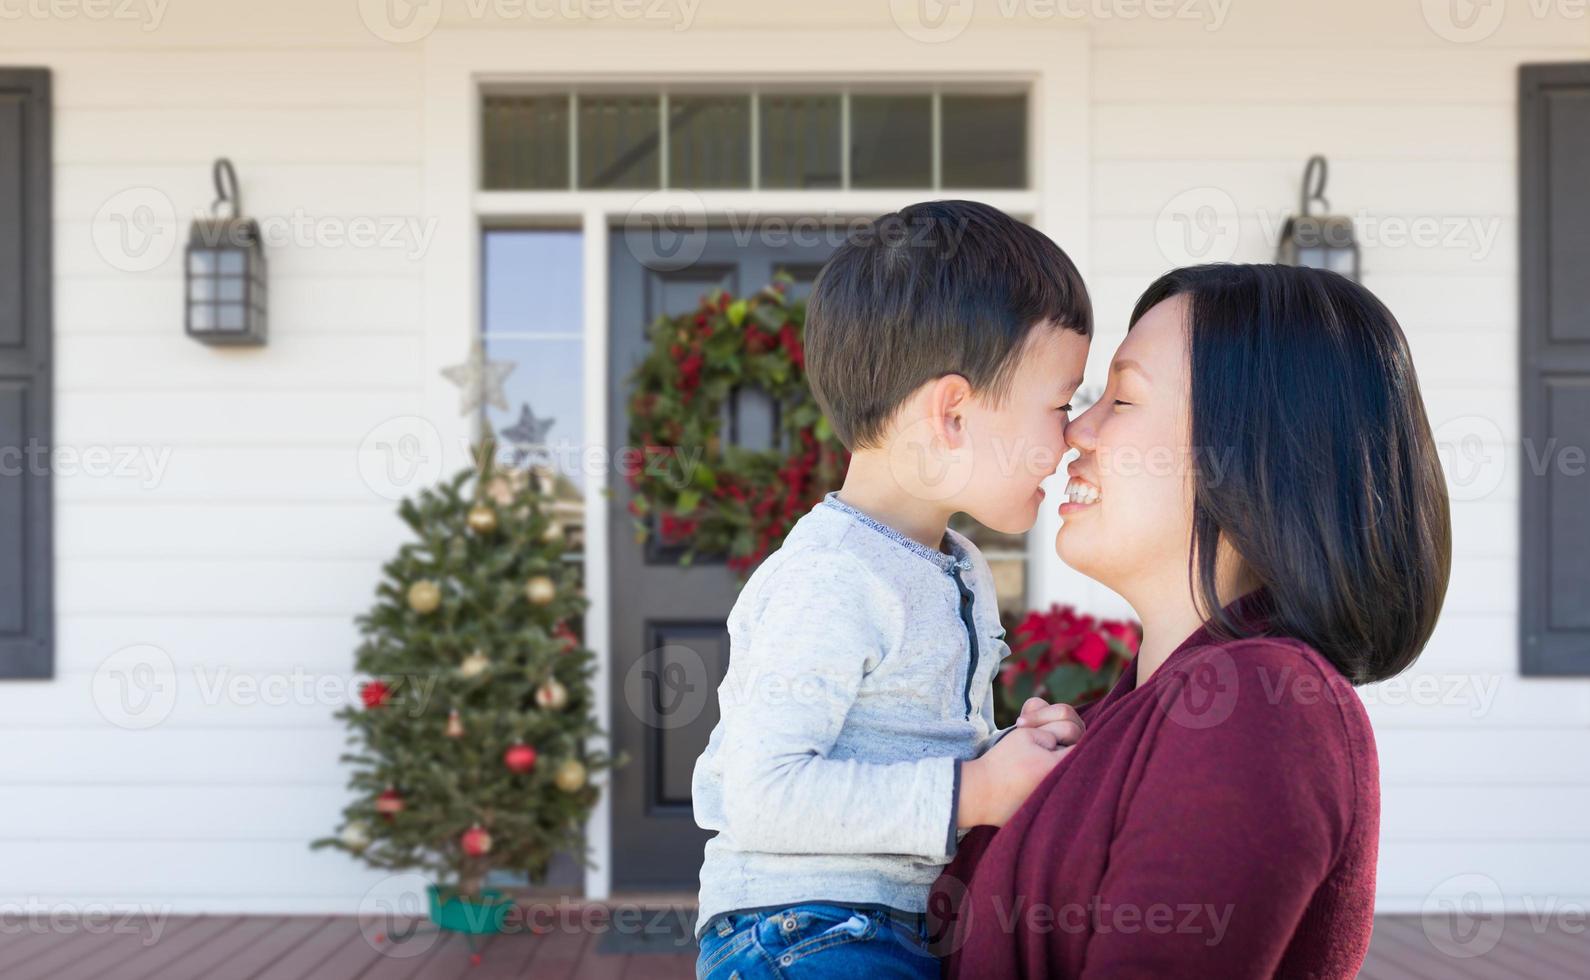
[1130,264,1451,684]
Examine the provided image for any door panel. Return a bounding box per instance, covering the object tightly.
[607,227,835,888]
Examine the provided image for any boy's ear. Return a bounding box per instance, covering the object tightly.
[926,373,973,445]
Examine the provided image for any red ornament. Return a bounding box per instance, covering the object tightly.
[361,680,391,709]
[461,825,492,857]
[553,621,579,653]
[375,786,404,819]
[503,743,538,774]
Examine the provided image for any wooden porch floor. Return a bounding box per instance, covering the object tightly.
[0,907,1585,979]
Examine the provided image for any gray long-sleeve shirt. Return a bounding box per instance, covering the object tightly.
[691,491,1011,937]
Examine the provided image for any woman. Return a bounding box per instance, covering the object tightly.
[933,264,1451,978]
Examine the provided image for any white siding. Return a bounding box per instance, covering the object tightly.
[0,0,1586,915]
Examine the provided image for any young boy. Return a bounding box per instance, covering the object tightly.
[690,201,1093,978]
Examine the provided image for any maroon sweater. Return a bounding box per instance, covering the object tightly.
[934,591,1378,979]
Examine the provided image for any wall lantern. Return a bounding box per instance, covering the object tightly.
[186,158,267,345]
[1275,154,1360,281]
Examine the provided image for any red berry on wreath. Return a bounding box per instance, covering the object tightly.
[504,743,538,774]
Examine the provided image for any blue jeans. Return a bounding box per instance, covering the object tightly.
[696,903,940,979]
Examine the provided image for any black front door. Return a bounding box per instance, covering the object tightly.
[607,227,835,889]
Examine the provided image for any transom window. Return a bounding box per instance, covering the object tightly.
[481,87,1028,192]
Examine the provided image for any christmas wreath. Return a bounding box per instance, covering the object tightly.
[625,277,849,574]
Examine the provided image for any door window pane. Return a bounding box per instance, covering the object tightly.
[669,95,751,189]
[849,94,932,188]
[579,94,660,189]
[941,94,1027,189]
[759,93,842,189]
[482,95,570,190]
[483,230,583,334]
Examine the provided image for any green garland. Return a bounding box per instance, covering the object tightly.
[624,277,849,574]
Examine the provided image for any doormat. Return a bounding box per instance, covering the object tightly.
[595,908,698,955]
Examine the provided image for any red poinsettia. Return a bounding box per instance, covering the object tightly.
[996,604,1141,722]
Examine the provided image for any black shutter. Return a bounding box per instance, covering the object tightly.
[0,68,51,679]
[1520,63,1590,676]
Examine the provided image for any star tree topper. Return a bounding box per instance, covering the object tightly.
[502,402,556,467]
[440,338,515,416]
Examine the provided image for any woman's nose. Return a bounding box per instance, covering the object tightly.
[1064,404,1098,452]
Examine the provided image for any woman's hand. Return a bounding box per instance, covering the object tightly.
[1013,697,1085,746]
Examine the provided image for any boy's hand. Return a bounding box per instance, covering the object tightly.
[1013,696,1085,745]
[958,727,1072,830]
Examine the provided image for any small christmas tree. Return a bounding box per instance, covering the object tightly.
[314,438,614,903]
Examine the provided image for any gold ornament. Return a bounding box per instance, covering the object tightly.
[458,650,491,678]
[542,520,564,544]
[407,580,441,614]
[535,678,569,711]
[525,575,557,606]
[466,504,498,535]
[445,708,465,738]
[554,759,587,793]
[485,475,515,507]
[340,821,372,851]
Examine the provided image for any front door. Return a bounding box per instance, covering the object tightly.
[607,227,835,890]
